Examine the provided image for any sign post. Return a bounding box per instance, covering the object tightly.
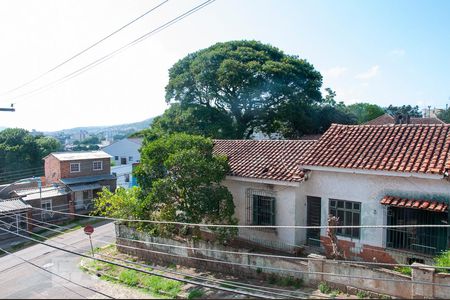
[84,224,95,257]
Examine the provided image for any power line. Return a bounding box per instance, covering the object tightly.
[8,0,217,103]
[26,216,450,271]
[0,246,114,299]
[0,223,278,299]
[9,218,314,299]
[0,0,169,97]
[29,206,450,229]
[2,220,448,290]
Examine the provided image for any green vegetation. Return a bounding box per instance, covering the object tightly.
[357,290,369,298]
[81,246,182,298]
[345,102,385,124]
[162,40,356,139]
[437,108,450,123]
[187,288,205,299]
[265,274,303,288]
[434,250,450,273]
[0,128,61,183]
[95,133,237,241]
[394,266,412,276]
[384,104,422,117]
[318,281,331,294]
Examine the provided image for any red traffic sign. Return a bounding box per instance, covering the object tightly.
[84,224,94,235]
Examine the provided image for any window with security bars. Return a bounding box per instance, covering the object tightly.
[252,195,276,226]
[329,199,361,239]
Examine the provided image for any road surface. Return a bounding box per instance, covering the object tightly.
[0,221,151,299]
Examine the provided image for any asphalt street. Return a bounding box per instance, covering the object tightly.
[0,221,129,299]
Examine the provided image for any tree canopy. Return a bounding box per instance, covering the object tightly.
[437,108,450,123]
[346,102,385,124]
[165,40,326,139]
[0,128,61,183]
[104,133,237,240]
[384,105,422,117]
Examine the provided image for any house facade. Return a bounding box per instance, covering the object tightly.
[299,123,450,264]
[43,151,116,214]
[213,124,450,264]
[213,139,315,252]
[102,138,142,188]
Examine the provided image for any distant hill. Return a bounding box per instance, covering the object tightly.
[45,117,154,136]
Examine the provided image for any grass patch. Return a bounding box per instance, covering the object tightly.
[81,245,182,298]
[188,288,205,299]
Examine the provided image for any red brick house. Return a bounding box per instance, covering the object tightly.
[43,151,116,214]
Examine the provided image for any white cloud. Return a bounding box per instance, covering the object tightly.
[323,66,348,78]
[356,65,380,80]
[390,49,406,57]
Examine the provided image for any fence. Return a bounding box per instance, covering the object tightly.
[115,224,450,299]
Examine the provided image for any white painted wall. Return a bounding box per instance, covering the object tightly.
[223,171,450,252]
[223,178,305,250]
[102,139,141,165]
[302,170,450,248]
[111,164,132,189]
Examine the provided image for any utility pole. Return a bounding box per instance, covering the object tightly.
[0,104,15,112]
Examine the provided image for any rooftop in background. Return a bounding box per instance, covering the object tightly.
[300,123,450,176]
[45,151,112,161]
[0,198,31,213]
[364,113,445,125]
[14,186,69,201]
[213,139,316,182]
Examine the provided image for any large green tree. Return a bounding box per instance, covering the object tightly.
[165,40,323,139]
[149,103,236,139]
[346,102,385,124]
[0,129,61,183]
[132,133,236,240]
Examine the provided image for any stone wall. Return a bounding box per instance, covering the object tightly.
[116,224,450,299]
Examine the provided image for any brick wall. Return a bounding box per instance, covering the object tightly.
[59,158,111,179]
[44,155,61,184]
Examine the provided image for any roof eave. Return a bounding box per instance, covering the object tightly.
[225,175,303,187]
[302,165,444,180]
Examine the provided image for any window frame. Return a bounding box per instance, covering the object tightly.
[329,199,361,239]
[252,194,276,226]
[70,163,80,173]
[92,160,103,171]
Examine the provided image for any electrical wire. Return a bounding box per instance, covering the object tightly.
[9,217,318,299]
[29,206,450,229]
[0,223,281,299]
[0,0,169,97]
[3,218,448,289]
[8,0,217,102]
[27,216,450,271]
[0,246,114,299]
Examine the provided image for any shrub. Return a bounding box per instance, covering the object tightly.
[357,290,369,298]
[318,282,331,294]
[434,250,450,273]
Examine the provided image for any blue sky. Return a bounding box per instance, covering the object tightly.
[0,0,448,131]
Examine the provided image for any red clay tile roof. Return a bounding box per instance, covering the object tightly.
[380,196,448,212]
[364,114,445,125]
[364,114,395,125]
[300,123,450,175]
[213,140,316,182]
